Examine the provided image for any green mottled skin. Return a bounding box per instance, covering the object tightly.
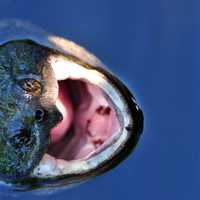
[0,40,62,181]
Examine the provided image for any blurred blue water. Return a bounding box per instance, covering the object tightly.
[0,0,198,199]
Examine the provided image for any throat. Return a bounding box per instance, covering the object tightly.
[48,79,120,161]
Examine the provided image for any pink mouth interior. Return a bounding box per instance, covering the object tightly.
[48,79,120,161]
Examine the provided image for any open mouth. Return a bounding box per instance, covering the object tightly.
[50,79,120,159]
[0,21,143,187]
[32,56,122,178]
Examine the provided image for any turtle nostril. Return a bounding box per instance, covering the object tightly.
[52,110,63,126]
[35,109,46,122]
[57,110,63,122]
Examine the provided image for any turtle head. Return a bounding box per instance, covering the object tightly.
[0,40,62,181]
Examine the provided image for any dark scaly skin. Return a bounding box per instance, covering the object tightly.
[0,40,62,181]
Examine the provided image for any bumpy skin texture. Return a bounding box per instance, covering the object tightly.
[0,40,62,181]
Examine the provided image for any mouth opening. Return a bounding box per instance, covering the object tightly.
[49,78,120,161]
[32,56,121,178]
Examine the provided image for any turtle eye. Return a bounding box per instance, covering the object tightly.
[35,108,46,122]
[21,79,42,97]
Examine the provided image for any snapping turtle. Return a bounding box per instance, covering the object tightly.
[0,20,143,191]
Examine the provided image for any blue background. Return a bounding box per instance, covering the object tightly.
[0,0,198,199]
